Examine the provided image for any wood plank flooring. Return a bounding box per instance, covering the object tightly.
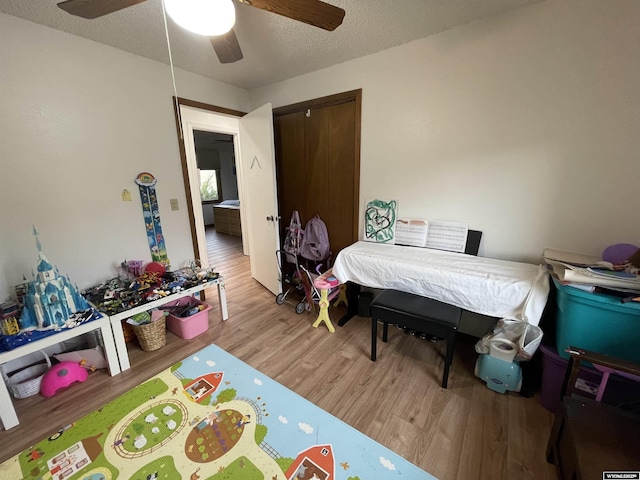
[0,227,557,480]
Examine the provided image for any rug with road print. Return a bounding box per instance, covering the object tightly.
[0,343,436,480]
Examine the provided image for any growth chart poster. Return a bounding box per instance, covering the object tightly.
[136,172,169,265]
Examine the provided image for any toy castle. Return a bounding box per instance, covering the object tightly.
[19,227,89,331]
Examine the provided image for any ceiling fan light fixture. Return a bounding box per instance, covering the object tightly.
[164,0,236,36]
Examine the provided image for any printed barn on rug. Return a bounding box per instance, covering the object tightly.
[1,343,436,480]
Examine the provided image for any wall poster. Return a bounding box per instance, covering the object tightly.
[364,198,397,244]
[136,172,169,265]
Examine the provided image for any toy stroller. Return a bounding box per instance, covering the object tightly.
[275,249,308,314]
[275,211,332,314]
[276,254,335,315]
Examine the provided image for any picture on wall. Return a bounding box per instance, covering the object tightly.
[364,198,397,244]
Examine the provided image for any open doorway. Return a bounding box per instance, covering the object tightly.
[173,99,248,270]
[174,98,282,295]
[193,131,240,230]
[193,130,243,267]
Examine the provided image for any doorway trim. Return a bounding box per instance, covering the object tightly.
[171,97,247,263]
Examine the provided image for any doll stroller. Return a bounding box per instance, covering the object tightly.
[275,210,307,313]
[276,253,334,314]
[275,211,332,314]
[275,249,308,314]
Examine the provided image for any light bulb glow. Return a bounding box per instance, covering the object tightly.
[164,0,236,36]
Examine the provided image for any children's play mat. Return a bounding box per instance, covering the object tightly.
[1,343,436,480]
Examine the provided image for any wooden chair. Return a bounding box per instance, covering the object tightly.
[546,346,640,480]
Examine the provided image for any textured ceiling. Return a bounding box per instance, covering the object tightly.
[0,0,544,90]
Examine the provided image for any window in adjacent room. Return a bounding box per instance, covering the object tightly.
[200,169,222,201]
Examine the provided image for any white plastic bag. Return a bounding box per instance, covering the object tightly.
[475,318,543,362]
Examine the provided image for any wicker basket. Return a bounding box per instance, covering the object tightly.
[132,316,166,352]
[1,350,51,399]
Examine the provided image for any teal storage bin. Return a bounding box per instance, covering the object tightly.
[553,278,640,363]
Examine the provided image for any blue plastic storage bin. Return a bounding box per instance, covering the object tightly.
[553,278,640,363]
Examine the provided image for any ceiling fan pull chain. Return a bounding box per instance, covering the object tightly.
[161,0,183,139]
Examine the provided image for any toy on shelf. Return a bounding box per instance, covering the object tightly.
[0,229,104,353]
[120,259,144,279]
[82,260,219,317]
[1,317,20,336]
[144,261,167,275]
[18,226,90,332]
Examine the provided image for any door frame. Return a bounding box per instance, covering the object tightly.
[171,97,247,263]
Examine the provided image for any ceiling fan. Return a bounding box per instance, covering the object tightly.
[56,0,346,64]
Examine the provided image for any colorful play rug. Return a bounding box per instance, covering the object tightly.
[1,343,436,480]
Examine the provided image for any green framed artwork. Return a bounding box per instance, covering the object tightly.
[364,198,397,244]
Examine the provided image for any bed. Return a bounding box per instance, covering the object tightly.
[332,241,550,328]
[213,200,241,236]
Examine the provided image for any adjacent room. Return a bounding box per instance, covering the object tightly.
[1,0,639,479]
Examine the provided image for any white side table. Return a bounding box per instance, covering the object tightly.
[108,277,228,371]
[0,313,119,430]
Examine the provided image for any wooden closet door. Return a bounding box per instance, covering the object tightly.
[305,101,356,256]
[274,111,306,234]
[275,93,360,260]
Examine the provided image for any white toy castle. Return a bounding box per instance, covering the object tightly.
[19,227,89,330]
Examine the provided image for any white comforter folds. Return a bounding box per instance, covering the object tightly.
[332,241,550,325]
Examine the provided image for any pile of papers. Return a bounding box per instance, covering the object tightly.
[544,248,640,295]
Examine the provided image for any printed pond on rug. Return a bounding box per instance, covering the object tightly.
[1,343,436,480]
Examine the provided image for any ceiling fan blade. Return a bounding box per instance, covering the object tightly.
[57,0,148,19]
[211,29,244,64]
[239,0,345,31]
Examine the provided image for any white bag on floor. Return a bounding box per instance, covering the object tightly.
[475,318,543,362]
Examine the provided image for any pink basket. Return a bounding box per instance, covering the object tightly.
[163,296,211,340]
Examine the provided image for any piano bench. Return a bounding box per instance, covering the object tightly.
[370,289,462,388]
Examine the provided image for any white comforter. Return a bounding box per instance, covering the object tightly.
[332,241,550,325]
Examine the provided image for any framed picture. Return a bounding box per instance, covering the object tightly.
[363,198,397,244]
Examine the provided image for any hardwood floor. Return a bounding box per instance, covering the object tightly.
[0,228,556,480]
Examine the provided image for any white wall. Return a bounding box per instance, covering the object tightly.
[251,0,640,263]
[2,0,639,302]
[0,13,250,300]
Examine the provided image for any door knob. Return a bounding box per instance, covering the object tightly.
[266,215,274,221]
